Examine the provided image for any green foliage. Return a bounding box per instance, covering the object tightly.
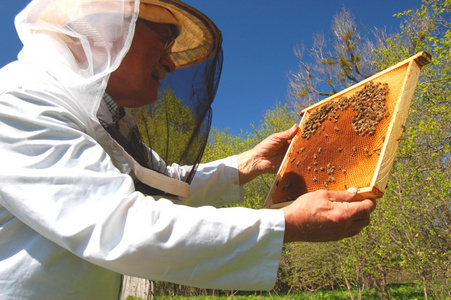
[373,1,451,298]
[133,87,206,165]
[128,283,430,299]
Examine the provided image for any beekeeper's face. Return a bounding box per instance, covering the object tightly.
[106,19,177,108]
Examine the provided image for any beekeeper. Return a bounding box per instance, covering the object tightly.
[0,0,376,298]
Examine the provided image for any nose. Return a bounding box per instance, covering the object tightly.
[160,53,176,73]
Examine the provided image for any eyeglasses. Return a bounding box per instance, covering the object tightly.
[162,37,175,56]
[139,19,176,55]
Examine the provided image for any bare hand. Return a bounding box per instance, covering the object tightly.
[281,187,376,243]
[237,124,298,185]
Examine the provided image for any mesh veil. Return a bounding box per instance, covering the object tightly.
[134,45,223,185]
[98,1,224,197]
[110,41,224,196]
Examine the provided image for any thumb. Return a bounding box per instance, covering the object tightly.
[328,187,359,202]
[278,123,298,140]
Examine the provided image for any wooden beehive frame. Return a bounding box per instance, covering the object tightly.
[263,51,431,209]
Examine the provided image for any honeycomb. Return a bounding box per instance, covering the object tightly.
[264,51,431,208]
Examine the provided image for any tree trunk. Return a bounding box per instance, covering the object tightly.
[120,275,151,300]
[422,275,429,300]
[344,277,355,300]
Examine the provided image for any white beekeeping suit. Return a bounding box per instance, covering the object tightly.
[0,0,285,299]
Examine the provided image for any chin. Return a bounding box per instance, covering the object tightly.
[129,93,158,108]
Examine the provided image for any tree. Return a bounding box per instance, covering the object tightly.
[287,6,381,114]
[373,1,451,298]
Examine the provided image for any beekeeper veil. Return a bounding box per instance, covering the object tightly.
[15,0,223,198]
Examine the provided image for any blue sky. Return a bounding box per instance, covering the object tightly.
[1,0,423,135]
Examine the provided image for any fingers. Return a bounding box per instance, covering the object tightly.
[282,188,376,243]
[285,123,299,138]
[338,193,375,223]
[322,187,358,203]
[278,124,298,141]
[269,124,298,143]
[344,198,376,238]
[345,229,363,238]
[326,187,376,207]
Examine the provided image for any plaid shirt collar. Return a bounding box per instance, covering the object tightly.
[102,93,125,123]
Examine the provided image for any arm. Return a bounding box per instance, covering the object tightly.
[0,93,284,291]
[182,125,298,207]
[181,155,243,207]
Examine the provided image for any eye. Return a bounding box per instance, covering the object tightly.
[157,38,167,48]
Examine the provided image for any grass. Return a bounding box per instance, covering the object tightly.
[126,283,430,300]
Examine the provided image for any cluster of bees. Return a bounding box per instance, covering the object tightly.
[349,82,390,136]
[301,81,390,139]
[300,98,346,140]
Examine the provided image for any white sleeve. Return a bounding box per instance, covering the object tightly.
[0,94,285,290]
[181,155,244,207]
[139,126,243,207]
